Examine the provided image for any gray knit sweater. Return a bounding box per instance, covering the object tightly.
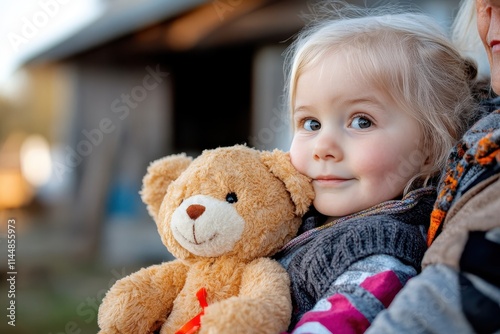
[275,187,435,332]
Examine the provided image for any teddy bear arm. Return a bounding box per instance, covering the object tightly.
[98,261,188,334]
[200,258,292,334]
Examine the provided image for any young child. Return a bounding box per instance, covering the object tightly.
[274,4,477,333]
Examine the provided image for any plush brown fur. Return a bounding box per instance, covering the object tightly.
[97,145,314,334]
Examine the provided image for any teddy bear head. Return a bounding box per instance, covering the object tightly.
[140,145,314,262]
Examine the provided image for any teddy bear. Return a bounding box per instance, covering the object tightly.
[97,145,314,334]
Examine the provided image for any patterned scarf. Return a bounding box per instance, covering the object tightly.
[427,110,500,246]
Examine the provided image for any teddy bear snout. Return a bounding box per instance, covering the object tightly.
[186,204,205,220]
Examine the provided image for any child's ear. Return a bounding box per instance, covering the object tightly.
[140,154,192,219]
[260,149,315,215]
[422,153,434,170]
[418,152,436,183]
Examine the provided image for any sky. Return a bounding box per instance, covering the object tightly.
[0,0,104,92]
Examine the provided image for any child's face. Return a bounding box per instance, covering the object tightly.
[290,52,426,218]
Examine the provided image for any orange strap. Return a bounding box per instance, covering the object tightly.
[175,288,208,334]
[427,209,446,246]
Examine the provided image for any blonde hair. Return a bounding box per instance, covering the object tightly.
[452,0,490,80]
[285,2,477,193]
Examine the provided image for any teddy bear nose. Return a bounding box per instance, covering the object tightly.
[186,204,205,220]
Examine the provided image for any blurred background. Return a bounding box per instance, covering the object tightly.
[0,0,463,333]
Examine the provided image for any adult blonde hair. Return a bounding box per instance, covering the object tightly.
[452,0,490,80]
[284,2,477,192]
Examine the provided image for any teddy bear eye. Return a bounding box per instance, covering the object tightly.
[225,192,238,204]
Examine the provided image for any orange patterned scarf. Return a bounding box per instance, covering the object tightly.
[428,110,500,246]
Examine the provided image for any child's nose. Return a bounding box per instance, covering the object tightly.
[313,131,342,161]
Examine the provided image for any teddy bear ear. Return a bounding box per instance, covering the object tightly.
[260,149,314,216]
[140,153,192,219]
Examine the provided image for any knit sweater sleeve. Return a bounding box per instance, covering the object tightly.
[286,254,416,334]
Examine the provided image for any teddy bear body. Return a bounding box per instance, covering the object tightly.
[97,145,314,334]
[160,256,290,333]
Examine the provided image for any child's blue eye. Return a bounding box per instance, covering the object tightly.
[351,116,372,129]
[304,119,321,131]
